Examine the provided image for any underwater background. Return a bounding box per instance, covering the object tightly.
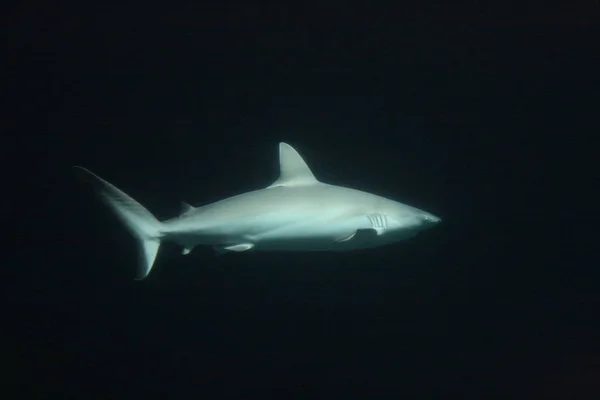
[5,3,597,399]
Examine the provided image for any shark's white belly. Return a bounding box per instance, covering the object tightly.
[248,212,375,251]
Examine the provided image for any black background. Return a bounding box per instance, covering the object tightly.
[5,2,599,398]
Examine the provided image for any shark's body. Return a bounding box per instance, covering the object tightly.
[76,143,441,279]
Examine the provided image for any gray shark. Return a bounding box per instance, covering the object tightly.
[75,142,441,280]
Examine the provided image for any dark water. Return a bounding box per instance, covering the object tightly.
[6,4,597,399]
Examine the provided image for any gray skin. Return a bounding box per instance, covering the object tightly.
[75,143,441,280]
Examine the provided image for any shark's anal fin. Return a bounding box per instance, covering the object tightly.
[267,143,319,188]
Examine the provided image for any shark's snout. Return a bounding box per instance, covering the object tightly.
[423,214,442,225]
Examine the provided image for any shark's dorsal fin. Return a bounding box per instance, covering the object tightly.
[180,201,195,214]
[268,142,319,188]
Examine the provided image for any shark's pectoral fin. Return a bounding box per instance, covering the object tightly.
[336,231,357,242]
[336,228,379,243]
[214,243,254,256]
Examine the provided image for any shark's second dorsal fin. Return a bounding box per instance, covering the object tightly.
[180,201,195,215]
[267,142,319,188]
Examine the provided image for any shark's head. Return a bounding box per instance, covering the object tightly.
[269,142,441,248]
[380,201,442,240]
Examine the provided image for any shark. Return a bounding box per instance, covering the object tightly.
[75,142,441,280]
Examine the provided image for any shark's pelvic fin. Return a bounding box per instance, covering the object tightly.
[74,167,163,280]
[213,243,254,256]
[224,243,254,252]
[268,142,319,188]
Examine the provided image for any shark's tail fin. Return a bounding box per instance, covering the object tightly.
[74,166,163,280]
